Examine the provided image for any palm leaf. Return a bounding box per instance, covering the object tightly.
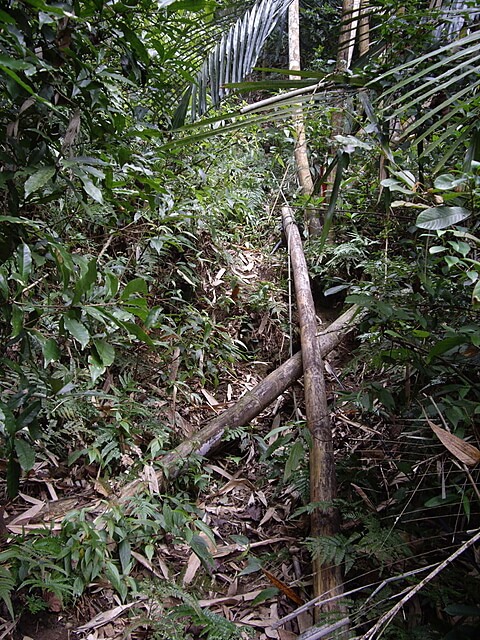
[188,0,294,121]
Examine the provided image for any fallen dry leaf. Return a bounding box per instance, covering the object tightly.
[428,418,480,467]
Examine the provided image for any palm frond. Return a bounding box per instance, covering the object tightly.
[375,26,480,169]
[188,0,294,121]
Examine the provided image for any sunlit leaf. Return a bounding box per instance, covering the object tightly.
[93,339,115,366]
[64,315,90,349]
[81,178,103,204]
[434,174,467,191]
[415,206,471,230]
[24,167,56,198]
[16,242,32,284]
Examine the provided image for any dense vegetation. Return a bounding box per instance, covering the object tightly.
[0,1,479,639]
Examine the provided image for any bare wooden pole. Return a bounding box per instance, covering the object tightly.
[119,305,359,500]
[281,205,344,619]
[288,0,321,237]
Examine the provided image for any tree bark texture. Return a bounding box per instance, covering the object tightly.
[281,206,344,616]
[120,305,359,500]
[358,0,370,57]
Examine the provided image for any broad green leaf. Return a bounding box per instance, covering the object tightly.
[251,588,279,606]
[284,441,304,481]
[0,216,44,228]
[10,304,23,338]
[427,336,467,362]
[64,315,90,349]
[93,339,115,366]
[0,55,34,71]
[415,206,471,230]
[14,438,35,471]
[473,280,480,306]
[52,244,74,289]
[380,178,414,194]
[445,256,460,268]
[105,562,126,600]
[0,403,16,436]
[120,25,150,64]
[335,134,372,152]
[72,258,97,304]
[434,174,467,191]
[88,357,105,384]
[121,301,148,322]
[145,306,164,329]
[43,338,61,366]
[188,534,215,571]
[448,240,470,257]
[0,9,16,24]
[121,277,148,300]
[16,243,32,283]
[0,65,48,107]
[118,539,132,575]
[81,178,103,203]
[445,604,480,617]
[7,457,21,498]
[105,273,119,299]
[238,557,262,576]
[0,270,8,299]
[24,167,56,198]
[18,400,41,430]
[122,321,154,347]
[160,0,213,8]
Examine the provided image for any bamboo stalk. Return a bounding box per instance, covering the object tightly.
[282,205,344,620]
[119,305,359,500]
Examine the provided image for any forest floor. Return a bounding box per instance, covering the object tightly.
[2,224,375,640]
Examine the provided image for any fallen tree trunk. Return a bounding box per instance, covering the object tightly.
[120,304,359,499]
[282,206,344,618]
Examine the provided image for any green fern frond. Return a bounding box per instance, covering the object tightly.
[0,566,15,620]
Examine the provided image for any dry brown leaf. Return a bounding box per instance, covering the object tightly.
[8,501,46,526]
[76,600,144,632]
[198,590,263,607]
[94,478,112,497]
[201,388,220,406]
[7,522,62,534]
[259,507,277,527]
[428,419,480,467]
[213,537,295,558]
[351,483,376,512]
[141,464,159,494]
[262,568,304,606]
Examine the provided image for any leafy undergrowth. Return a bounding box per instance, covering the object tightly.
[2,142,480,640]
[2,155,480,640]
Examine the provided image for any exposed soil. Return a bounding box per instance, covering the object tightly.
[14,611,75,640]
